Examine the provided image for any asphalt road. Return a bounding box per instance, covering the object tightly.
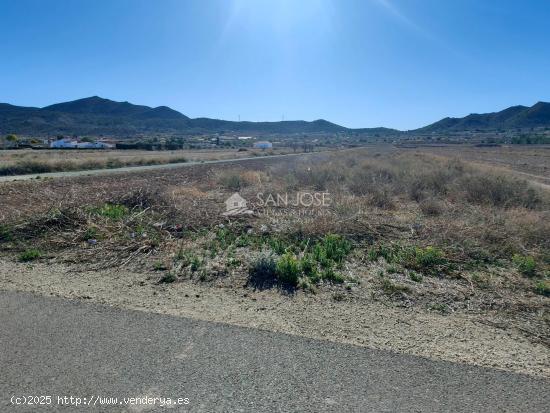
[1,291,548,412]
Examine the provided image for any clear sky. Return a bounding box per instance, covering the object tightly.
[1,0,549,130]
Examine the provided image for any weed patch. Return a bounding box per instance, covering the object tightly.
[512,254,537,277]
[18,248,42,262]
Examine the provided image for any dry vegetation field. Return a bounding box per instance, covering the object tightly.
[410,144,550,185]
[0,145,548,377]
[0,147,285,176]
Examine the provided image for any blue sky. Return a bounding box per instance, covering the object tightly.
[1,0,549,130]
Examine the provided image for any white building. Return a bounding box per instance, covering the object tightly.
[50,138,78,148]
[76,141,114,149]
[50,139,114,149]
[253,141,273,149]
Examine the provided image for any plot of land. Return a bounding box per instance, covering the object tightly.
[0,145,548,378]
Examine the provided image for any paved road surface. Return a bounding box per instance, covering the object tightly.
[1,291,548,412]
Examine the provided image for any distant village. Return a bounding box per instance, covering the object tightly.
[0,134,281,151]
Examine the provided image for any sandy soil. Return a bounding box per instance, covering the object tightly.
[1,259,548,379]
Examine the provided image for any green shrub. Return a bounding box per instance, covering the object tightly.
[320,234,352,263]
[83,226,99,240]
[534,280,550,297]
[312,234,352,268]
[159,272,177,283]
[300,255,318,279]
[512,254,536,277]
[367,243,396,263]
[266,237,290,255]
[18,248,42,262]
[248,255,278,288]
[153,261,168,271]
[0,225,13,242]
[412,246,446,270]
[190,255,202,272]
[219,173,246,191]
[381,278,411,295]
[409,272,423,282]
[276,253,301,286]
[321,267,345,283]
[94,203,129,220]
[367,243,448,275]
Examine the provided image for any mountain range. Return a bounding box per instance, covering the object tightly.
[0,96,394,137]
[418,101,550,133]
[0,96,549,137]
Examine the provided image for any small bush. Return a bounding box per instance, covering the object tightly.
[0,225,14,242]
[412,246,447,270]
[419,198,443,216]
[83,227,99,240]
[18,248,42,262]
[512,254,536,277]
[322,267,345,283]
[159,272,177,284]
[381,278,411,295]
[300,255,318,279]
[153,261,168,271]
[367,243,448,275]
[219,173,247,191]
[248,255,278,289]
[367,188,395,209]
[190,255,202,272]
[409,272,423,282]
[94,203,129,220]
[534,280,550,297]
[276,253,301,286]
[312,234,352,267]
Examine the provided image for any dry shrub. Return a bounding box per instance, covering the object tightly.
[419,198,444,216]
[457,174,541,209]
[240,170,268,186]
[287,161,347,191]
[347,161,395,196]
[503,208,550,249]
[366,188,395,209]
[116,188,168,210]
[217,171,247,191]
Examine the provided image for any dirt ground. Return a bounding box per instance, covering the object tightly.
[409,144,550,183]
[0,147,281,166]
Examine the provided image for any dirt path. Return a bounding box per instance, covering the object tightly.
[0,151,322,183]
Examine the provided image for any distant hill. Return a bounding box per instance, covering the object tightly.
[0,96,396,137]
[417,102,550,133]
[3,96,549,137]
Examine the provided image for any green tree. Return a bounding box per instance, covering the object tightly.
[6,134,18,142]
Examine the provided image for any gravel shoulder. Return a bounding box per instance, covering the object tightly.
[1,259,548,379]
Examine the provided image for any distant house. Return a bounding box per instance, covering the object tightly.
[50,138,78,148]
[50,138,114,149]
[76,141,114,149]
[253,141,273,149]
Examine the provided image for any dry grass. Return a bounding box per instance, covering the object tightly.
[0,148,548,345]
[0,148,283,176]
